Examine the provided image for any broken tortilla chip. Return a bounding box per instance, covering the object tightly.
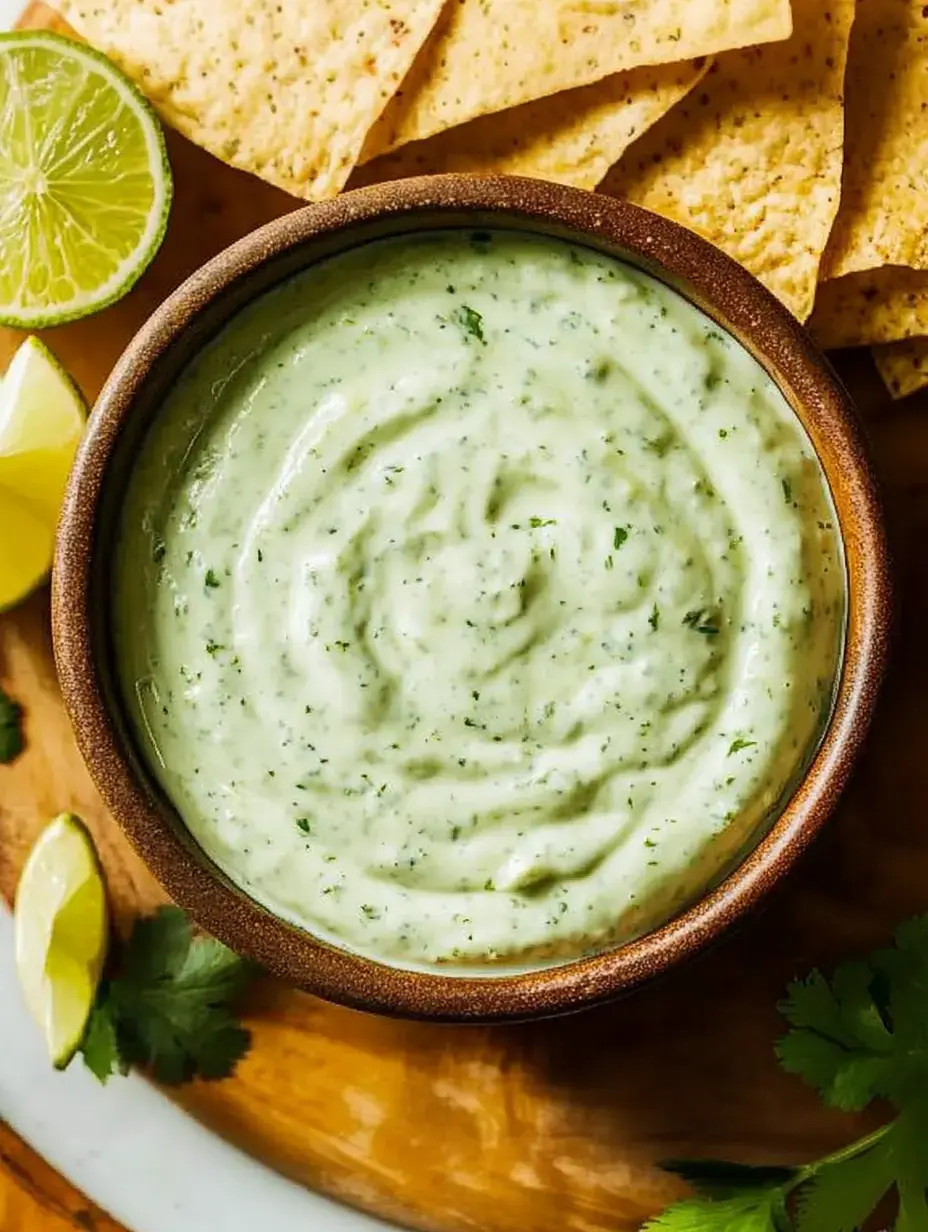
[354,59,711,193]
[362,0,792,161]
[600,0,855,321]
[824,0,928,279]
[810,268,928,350]
[56,0,446,201]
[873,338,928,401]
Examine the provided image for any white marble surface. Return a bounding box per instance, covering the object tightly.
[0,914,390,1231]
[1,0,23,26]
[0,5,391,1229]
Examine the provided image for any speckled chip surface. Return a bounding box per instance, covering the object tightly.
[873,337,928,400]
[354,59,711,193]
[600,0,855,321]
[56,0,447,200]
[824,0,928,279]
[361,0,792,160]
[811,267,928,350]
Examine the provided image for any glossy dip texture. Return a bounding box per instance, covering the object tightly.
[112,230,846,970]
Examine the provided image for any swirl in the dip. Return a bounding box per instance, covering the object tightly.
[113,232,845,969]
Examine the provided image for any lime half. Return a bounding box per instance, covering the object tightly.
[0,31,172,328]
[15,813,109,1069]
[0,336,87,610]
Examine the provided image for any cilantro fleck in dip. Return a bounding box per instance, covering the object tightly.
[113,231,845,971]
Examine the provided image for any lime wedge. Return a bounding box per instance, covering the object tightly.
[15,813,109,1069]
[0,486,56,610]
[0,31,172,328]
[0,336,87,610]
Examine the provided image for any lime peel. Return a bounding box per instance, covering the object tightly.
[14,813,109,1069]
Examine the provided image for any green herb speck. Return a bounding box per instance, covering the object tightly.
[683,608,721,636]
[456,305,486,344]
[643,434,672,457]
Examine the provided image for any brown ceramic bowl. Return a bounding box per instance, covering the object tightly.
[53,175,891,1022]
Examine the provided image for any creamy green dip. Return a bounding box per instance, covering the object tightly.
[113,231,845,970]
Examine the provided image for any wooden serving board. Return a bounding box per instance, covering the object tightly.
[3,5,928,1230]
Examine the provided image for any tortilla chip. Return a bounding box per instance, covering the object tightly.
[355,59,711,193]
[362,0,792,160]
[824,0,928,279]
[810,268,928,350]
[600,0,855,321]
[56,0,446,200]
[873,338,928,401]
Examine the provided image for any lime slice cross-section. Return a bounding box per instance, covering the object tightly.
[14,813,109,1069]
[0,30,172,328]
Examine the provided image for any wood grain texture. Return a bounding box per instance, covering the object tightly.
[3,5,928,1231]
[0,1126,120,1232]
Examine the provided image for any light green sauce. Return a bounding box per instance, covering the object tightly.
[113,231,845,970]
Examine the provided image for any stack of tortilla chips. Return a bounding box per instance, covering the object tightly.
[56,0,928,400]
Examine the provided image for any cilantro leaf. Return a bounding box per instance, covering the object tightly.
[651,916,928,1232]
[80,907,256,1085]
[871,917,928,1101]
[894,1100,928,1232]
[119,905,195,982]
[898,1189,928,1232]
[79,1001,127,1083]
[775,923,928,1227]
[663,1160,798,1199]
[793,1140,896,1232]
[642,1190,784,1232]
[0,685,23,763]
[776,962,895,1110]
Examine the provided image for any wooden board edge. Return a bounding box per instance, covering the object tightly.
[0,18,123,1232]
[0,1122,125,1232]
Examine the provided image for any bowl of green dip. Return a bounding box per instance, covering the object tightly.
[53,175,891,1021]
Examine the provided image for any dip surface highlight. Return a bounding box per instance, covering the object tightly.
[113,232,845,969]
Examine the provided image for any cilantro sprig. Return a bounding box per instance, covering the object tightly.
[80,906,257,1085]
[647,916,928,1232]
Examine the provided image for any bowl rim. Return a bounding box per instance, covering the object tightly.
[52,173,892,1022]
